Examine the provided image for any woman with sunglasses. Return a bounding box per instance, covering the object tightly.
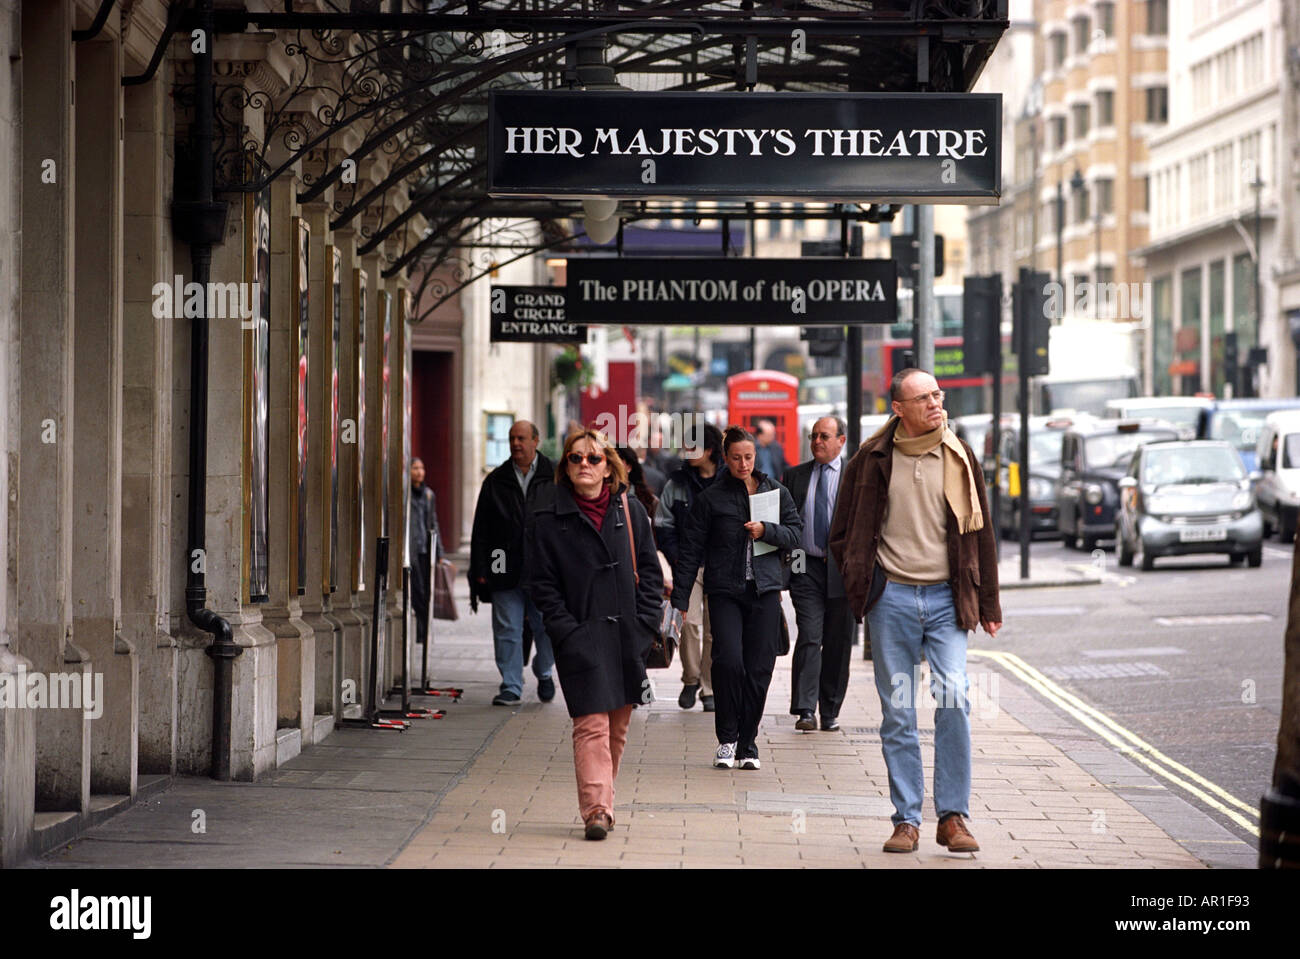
[670,425,802,770]
[527,429,663,839]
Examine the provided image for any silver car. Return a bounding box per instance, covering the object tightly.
[1116,440,1262,570]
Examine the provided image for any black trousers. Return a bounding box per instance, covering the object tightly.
[411,551,432,646]
[788,556,854,719]
[707,583,781,755]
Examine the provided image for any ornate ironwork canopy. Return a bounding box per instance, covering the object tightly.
[166,0,1008,319]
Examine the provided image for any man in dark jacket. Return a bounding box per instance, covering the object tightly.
[469,420,557,706]
[829,369,1001,856]
[753,419,789,479]
[409,458,441,647]
[783,416,854,733]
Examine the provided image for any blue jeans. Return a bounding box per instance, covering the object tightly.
[866,580,971,827]
[490,587,554,696]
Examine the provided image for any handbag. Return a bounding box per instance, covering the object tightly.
[622,491,680,669]
[433,559,458,621]
[777,606,791,656]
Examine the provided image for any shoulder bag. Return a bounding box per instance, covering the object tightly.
[622,491,681,669]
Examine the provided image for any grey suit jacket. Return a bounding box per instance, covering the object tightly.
[782,457,847,599]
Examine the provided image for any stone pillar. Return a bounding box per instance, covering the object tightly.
[16,0,89,814]
[0,0,34,866]
[122,56,177,778]
[333,225,366,717]
[260,175,313,766]
[361,242,391,704]
[73,31,138,800]
[384,267,408,688]
[301,189,340,742]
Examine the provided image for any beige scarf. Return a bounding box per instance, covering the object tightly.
[873,415,984,534]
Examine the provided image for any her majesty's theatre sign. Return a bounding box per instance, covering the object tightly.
[488,91,1000,203]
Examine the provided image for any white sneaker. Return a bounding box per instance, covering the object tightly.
[739,755,761,770]
[713,742,737,769]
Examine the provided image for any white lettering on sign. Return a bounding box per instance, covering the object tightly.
[503,126,988,160]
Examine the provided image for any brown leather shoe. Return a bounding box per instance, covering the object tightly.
[935,814,980,852]
[584,812,612,841]
[882,822,919,853]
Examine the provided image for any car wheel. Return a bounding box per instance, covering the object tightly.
[1247,546,1263,568]
[1280,508,1297,545]
[1080,534,1097,553]
[1116,525,1133,567]
[1140,546,1156,571]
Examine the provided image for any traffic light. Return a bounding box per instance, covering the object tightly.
[890,233,946,282]
[1013,268,1050,376]
[962,274,1001,375]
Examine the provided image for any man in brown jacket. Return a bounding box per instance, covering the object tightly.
[829,368,1001,855]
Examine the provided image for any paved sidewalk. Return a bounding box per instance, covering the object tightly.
[33,565,1229,869]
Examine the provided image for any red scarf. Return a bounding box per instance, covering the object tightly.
[573,483,611,529]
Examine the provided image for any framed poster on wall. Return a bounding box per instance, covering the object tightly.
[324,245,342,595]
[242,188,272,604]
[352,268,368,594]
[292,218,310,596]
[379,289,393,540]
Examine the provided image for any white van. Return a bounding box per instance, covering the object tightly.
[1254,410,1300,542]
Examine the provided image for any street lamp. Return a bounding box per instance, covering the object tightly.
[1249,165,1265,398]
[1056,179,1065,295]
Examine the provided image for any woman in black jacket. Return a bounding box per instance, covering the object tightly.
[670,425,802,770]
[527,429,663,840]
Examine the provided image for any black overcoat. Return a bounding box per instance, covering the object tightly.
[526,483,664,718]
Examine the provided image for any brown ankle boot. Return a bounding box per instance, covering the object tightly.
[935,814,979,852]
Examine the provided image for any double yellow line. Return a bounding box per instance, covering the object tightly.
[970,649,1260,836]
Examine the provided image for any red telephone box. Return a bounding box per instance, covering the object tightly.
[727,370,799,453]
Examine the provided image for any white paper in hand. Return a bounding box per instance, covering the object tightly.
[749,489,780,556]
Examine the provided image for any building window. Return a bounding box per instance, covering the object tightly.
[1152,275,1173,395]
[1189,154,1208,219]
[1179,266,1203,395]
[1072,103,1090,140]
[1242,33,1264,88]
[1146,86,1168,123]
[1209,260,1226,396]
[1096,2,1115,37]
[1217,46,1238,101]
[1147,0,1168,35]
[1072,15,1091,55]
[1096,178,1114,214]
[1051,115,1067,150]
[1139,174,1149,212]
[1096,90,1114,127]
[1051,31,1068,68]
[485,413,514,466]
[1192,62,1211,113]
[1213,143,1233,212]
[1097,266,1115,286]
[1073,185,1091,224]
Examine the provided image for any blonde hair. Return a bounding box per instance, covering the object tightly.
[556,428,628,492]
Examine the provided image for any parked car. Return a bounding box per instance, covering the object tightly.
[993,416,1076,538]
[1254,409,1300,543]
[1196,397,1300,472]
[1103,396,1210,440]
[1115,440,1262,569]
[1055,419,1181,551]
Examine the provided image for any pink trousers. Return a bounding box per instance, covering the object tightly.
[571,704,635,823]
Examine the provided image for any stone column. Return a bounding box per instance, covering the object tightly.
[333,224,366,716]
[361,239,391,705]
[73,31,138,798]
[16,0,89,814]
[0,0,34,866]
[301,183,341,743]
[122,52,177,779]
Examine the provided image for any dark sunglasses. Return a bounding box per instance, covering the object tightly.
[567,452,605,466]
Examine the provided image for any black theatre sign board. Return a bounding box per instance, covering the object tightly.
[566,258,896,326]
[489,91,1001,204]
[490,286,587,343]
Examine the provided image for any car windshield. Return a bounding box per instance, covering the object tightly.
[1285,433,1300,469]
[1029,431,1064,466]
[1085,430,1175,469]
[1208,410,1269,451]
[1143,446,1244,485]
[1116,404,1203,431]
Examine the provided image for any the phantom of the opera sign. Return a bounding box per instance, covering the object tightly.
[488,92,1000,204]
[490,286,587,342]
[566,258,896,326]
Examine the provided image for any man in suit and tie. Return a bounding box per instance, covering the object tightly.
[784,416,855,732]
